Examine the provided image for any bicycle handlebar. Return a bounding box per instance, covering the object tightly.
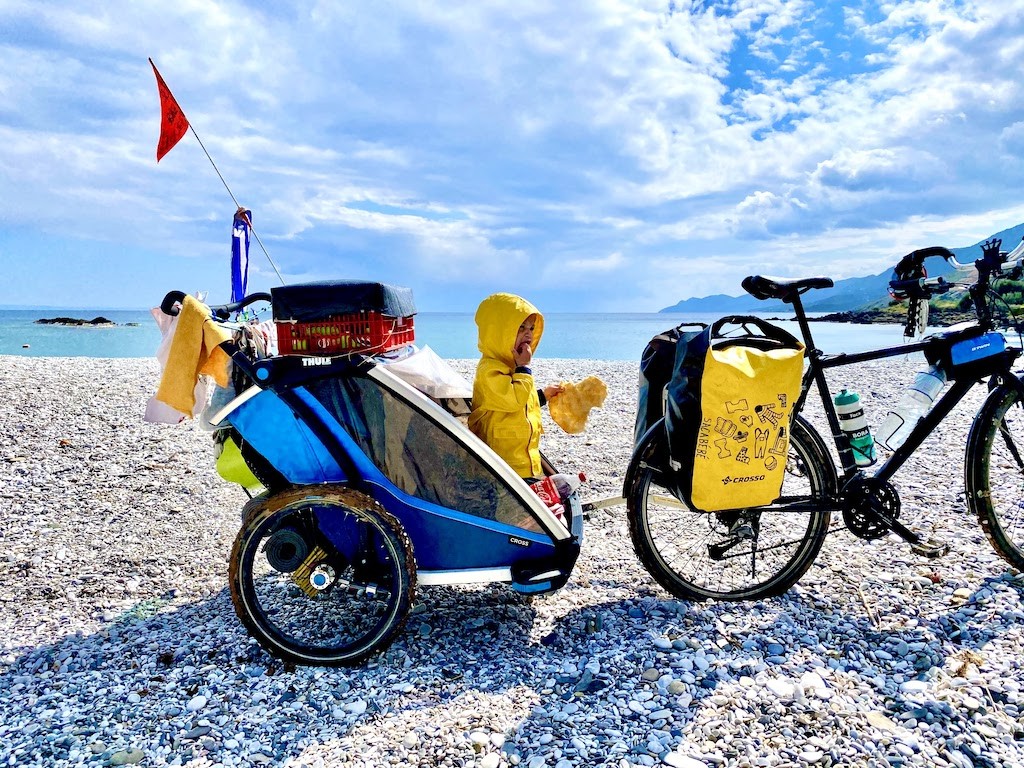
[906,240,1024,273]
[888,276,952,300]
[890,238,1024,294]
[884,237,1024,334]
[160,290,273,319]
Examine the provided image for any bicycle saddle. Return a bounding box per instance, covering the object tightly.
[742,275,834,302]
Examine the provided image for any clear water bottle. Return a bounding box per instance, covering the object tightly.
[834,389,876,466]
[550,472,587,497]
[876,365,947,451]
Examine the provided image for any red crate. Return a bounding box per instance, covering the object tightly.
[276,311,415,355]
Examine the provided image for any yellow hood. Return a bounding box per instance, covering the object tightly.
[474,293,544,366]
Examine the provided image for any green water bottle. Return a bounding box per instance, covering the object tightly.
[834,389,875,467]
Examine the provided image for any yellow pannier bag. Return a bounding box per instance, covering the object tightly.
[665,316,804,512]
[691,341,804,511]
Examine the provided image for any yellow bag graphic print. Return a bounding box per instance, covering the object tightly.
[690,343,804,511]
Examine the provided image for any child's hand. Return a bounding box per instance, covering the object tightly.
[543,383,565,400]
[513,341,533,367]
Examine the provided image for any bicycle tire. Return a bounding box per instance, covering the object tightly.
[229,485,416,666]
[627,415,836,601]
[966,381,1024,571]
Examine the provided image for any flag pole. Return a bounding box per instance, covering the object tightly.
[186,125,285,286]
[150,57,284,286]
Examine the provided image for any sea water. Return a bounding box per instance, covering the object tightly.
[0,308,935,360]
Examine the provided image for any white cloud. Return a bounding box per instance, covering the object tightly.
[3,1,1024,311]
[561,252,626,274]
[810,148,943,193]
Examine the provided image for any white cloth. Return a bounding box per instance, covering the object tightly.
[144,305,215,424]
[376,345,473,399]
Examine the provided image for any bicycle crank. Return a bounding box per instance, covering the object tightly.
[842,476,949,558]
[843,477,900,540]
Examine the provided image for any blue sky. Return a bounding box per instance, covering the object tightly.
[3,1,1024,312]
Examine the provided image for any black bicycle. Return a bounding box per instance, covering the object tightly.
[625,237,1024,601]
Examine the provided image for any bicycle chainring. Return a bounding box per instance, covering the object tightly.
[843,477,901,540]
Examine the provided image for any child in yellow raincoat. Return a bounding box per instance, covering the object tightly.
[468,293,563,479]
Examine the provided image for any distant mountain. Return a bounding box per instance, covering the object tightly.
[660,222,1024,314]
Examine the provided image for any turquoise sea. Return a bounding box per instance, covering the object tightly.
[0,308,931,360]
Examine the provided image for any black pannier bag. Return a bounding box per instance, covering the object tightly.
[665,316,804,512]
[634,324,707,447]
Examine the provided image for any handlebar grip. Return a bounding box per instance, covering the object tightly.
[209,292,273,320]
[888,278,926,298]
[890,276,951,300]
[158,291,272,318]
[160,291,187,316]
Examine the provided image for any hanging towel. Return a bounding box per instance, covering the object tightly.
[155,295,232,416]
[145,305,210,423]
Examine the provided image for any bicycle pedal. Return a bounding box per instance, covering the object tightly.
[910,537,949,559]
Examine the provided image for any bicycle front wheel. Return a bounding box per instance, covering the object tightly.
[627,416,837,601]
[966,381,1024,571]
[229,485,416,666]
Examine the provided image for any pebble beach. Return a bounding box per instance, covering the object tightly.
[2,354,1024,767]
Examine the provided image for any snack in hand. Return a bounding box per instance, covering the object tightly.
[549,376,608,434]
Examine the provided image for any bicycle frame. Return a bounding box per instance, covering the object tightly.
[620,241,1024,604]
[794,316,975,480]
[785,288,1023,548]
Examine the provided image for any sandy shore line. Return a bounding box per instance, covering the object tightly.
[2,354,1023,767]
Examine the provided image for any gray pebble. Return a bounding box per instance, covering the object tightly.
[2,356,1022,768]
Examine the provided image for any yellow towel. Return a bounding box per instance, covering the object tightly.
[156,295,232,416]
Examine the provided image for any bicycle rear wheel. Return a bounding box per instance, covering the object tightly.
[627,416,836,601]
[966,382,1024,571]
[229,485,415,666]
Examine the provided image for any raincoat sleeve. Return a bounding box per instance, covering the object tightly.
[475,361,535,413]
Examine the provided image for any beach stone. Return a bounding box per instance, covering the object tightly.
[664,752,708,767]
[800,671,829,697]
[108,748,145,765]
[866,711,900,732]
[4,356,1023,768]
[766,679,797,700]
[344,700,368,715]
[961,695,982,710]
[900,680,929,695]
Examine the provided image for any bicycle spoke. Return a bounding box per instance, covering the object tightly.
[628,416,835,601]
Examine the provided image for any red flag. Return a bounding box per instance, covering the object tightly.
[150,58,189,162]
